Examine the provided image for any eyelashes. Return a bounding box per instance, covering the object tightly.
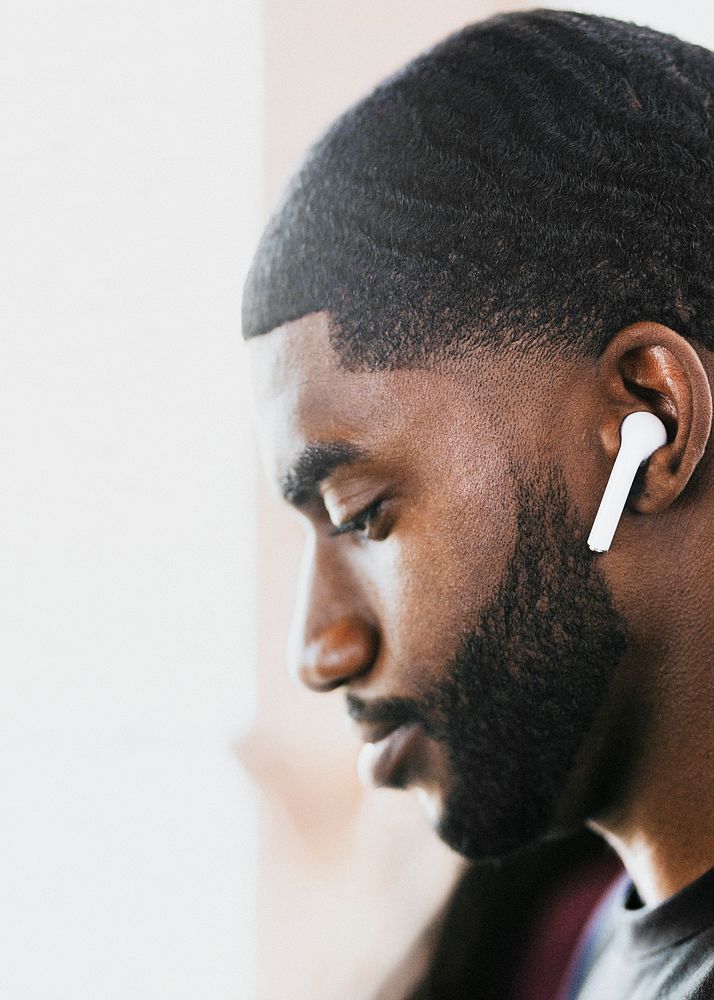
[329,497,389,541]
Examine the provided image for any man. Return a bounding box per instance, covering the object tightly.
[242,10,714,998]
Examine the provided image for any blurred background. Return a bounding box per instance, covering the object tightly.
[2,2,713,998]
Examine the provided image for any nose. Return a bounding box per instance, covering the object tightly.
[296,615,378,692]
[290,535,378,692]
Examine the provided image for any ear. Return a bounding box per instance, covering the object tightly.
[596,321,712,514]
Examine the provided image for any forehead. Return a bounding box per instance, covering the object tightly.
[246,311,508,485]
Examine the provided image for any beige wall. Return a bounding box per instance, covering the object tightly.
[242,4,528,998]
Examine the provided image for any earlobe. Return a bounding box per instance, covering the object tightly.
[596,322,713,516]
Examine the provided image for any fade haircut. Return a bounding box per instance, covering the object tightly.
[241,10,714,369]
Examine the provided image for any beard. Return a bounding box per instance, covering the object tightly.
[348,467,628,861]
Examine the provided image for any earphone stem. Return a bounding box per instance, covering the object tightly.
[587,447,642,552]
[587,411,668,553]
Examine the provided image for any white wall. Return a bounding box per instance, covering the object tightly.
[0,2,262,998]
[546,1,714,47]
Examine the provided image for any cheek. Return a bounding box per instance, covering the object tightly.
[369,449,518,692]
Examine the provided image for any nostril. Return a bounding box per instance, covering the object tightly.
[297,616,378,692]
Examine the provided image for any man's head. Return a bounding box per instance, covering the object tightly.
[244,11,714,862]
[243,9,714,365]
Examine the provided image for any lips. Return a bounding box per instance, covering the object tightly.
[356,721,421,789]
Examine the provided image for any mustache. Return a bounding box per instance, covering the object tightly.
[345,692,433,734]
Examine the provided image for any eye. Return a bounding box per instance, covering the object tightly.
[329,497,389,542]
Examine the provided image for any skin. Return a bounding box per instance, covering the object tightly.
[248,309,714,906]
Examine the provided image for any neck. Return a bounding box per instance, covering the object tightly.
[589,633,714,906]
[592,822,714,907]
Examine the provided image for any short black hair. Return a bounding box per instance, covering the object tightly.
[241,10,714,369]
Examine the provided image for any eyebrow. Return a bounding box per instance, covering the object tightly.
[279,441,369,506]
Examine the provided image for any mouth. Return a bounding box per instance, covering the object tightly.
[346,693,427,789]
[356,721,422,789]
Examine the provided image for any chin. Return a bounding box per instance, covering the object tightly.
[427,787,564,863]
[410,776,538,861]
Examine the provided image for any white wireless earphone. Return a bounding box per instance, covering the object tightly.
[587,411,668,553]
